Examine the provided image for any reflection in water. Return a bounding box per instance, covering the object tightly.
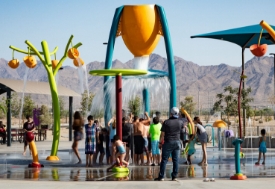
[113,172,129,181]
[86,170,94,181]
[52,168,59,181]
[188,166,195,178]
[201,166,208,178]
[146,167,153,180]
[24,168,40,180]
[70,169,80,181]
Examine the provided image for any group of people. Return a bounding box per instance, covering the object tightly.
[70,107,209,181]
[71,111,163,168]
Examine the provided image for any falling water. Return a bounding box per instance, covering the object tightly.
[77,58,84,94]
[133,56,150,70]
[90,76,170,116]
[18,67,29,127]
[76,58,90,117]
[83,64,90,98]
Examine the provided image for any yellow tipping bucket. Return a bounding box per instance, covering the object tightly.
[119,5,161,57]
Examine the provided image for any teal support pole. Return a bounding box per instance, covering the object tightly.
[143,88,150,113]
[218,128,221,151]
[233,139,242,174]
[103,6,124,126]
[212,127,215,147]
[156,5,177,111]
[230,138,246,179]
[204,124,215,147]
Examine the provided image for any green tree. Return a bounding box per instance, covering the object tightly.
[94,109,104,121]
[213,85,253,131]
[180,96,196,116]
[213,86,238,126]
[22,95,35,119]
[0,96,6,119]
[80,90,94,117]
[11,93,20,118]
[39,105,52,126]
[59,97,67,118]
[128,96,141,116]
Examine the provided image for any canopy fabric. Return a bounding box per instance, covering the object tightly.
[191,24,275,48]
[0,78,81,97]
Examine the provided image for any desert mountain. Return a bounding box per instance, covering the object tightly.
[0,54,274,108]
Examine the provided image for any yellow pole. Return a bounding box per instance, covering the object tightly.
[29,141,39,164]
[260,20,275,41]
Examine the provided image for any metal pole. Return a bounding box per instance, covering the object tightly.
[274,55,275,120]
[69,96,73,141]
[270,53,275,119]
[242,49,246,137]
[116,74,122,140]
[6,90,11,147]
[240,34,255,137]
[143,88,150,113]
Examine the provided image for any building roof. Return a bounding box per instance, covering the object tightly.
[0,78,81,97]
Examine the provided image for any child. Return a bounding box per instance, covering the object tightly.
[255,129,267,165]
[184,134,197,165]
[113,135,129,167]
[97,128,107,165]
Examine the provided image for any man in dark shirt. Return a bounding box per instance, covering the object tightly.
[155,107,183,181]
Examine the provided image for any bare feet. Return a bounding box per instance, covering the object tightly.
[76,160,82,164]
[255,162,259,165]
[23,152,26,156]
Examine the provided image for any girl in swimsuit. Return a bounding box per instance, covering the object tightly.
[113,135,129,167]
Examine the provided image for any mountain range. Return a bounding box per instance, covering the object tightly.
[0,54,274,109]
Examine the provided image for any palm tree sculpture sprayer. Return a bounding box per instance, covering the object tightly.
[9,35,82,161]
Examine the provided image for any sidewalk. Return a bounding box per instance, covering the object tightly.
[0,179,274,189]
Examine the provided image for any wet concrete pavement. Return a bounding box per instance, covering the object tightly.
[0,140,275,182]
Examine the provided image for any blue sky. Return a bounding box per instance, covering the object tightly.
[1,0,275,67]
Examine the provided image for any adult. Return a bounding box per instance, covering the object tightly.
[23,115,35,156]
[141,112,151,165]
[155,107,183,181]
[193,117,208,166]
[149,117,162,166]
[133,115,144,165]
[122,116,133,162]
[84,115,98,167]
[72,111,84,164]
[0,121,6,145]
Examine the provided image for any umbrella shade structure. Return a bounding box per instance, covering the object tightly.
[191,24,275,48]
[191,23,275,138]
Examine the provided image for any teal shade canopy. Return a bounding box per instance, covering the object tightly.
[191,24,275,48]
